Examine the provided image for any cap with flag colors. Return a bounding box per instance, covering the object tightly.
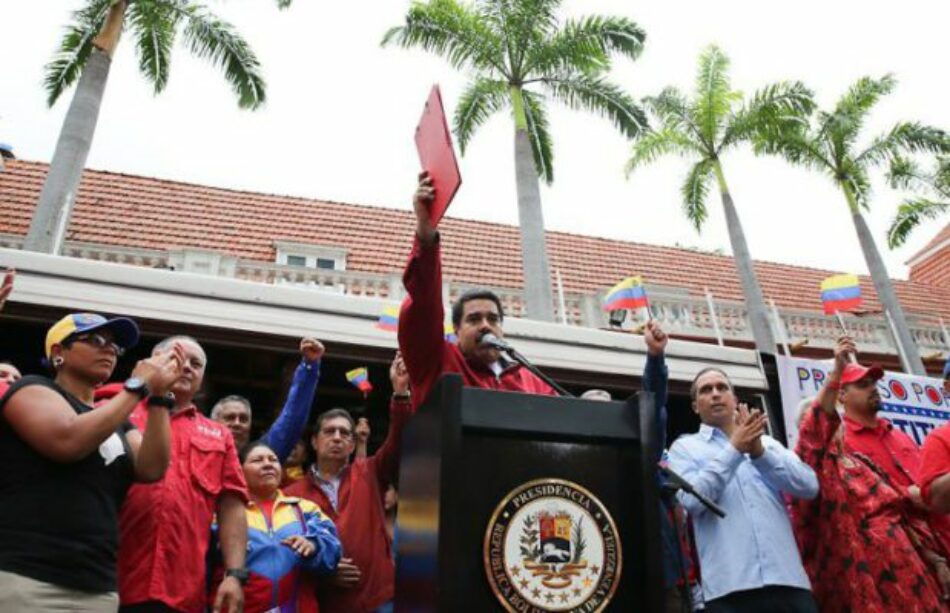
[602,276,648,312]
[346,367,373,395]
[820,274,862,315]
[376,306,399,332]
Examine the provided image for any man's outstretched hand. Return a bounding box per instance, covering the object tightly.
[413,171,436,244]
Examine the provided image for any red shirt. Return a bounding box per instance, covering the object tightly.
[843,414,950,555]
[919,423,950,504]
[118,403,248,612]
[286,398,412,613]
[398,236,556,411]
[794,404,947,611]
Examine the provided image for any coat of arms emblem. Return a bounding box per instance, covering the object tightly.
[483,479,622,612]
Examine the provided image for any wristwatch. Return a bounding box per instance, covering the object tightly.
[392,391,411,402]
[146,393,176,410]
[123,377,149,399]
[225,568,250,585]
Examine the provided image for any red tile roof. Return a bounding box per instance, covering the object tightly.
[2,160,948,322]
[910,222,950,264]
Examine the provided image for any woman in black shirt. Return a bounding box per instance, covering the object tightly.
[0,312,185,612]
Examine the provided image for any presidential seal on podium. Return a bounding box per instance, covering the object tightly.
[483,479,622,612]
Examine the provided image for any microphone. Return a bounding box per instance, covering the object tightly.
[657,463,726,518]
[479,332,512,352]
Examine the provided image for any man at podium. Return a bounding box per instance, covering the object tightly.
[398,172,556,408]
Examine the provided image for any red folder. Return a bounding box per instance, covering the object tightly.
[415,85,462,227]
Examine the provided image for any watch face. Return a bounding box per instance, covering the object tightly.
[126,377,144,390]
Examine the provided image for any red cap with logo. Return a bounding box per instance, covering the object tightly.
[840,362,884,385]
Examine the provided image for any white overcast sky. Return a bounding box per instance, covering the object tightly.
[2,1,948,279]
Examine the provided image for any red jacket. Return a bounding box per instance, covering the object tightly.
[398,235,556,410]
[286,398,412,613]
[843,415,950,556]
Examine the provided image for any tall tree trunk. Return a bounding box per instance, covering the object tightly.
[713,160,777,354]
[511,86,554,321]
[24,1,126,254]
[842,184,926,374]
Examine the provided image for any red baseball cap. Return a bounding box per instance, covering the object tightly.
[840,362,884,385]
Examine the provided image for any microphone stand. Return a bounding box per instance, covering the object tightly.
[657,463,726,518]
[489,341,574,398]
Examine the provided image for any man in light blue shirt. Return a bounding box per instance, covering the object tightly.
[668,367,819,612]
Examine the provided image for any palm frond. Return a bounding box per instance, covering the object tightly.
[681,159,714,232]
[693,45,737,145]
[644,87,707,148]
[840,160,872,211]
[381,0,506,76]
[887,197,949,248]
[128,0,178,93]
[453,78,509,153]
[543,74,647,138]
[818,74,896,155]
[275,0,293,7]
[44,0,113,107]
[625,128,697,176]
[522,90,554,183]
[724,81,814,148]
[754,128,834,175]
[523,15,644,77]
[175,4,266,109]
[857,122,950,167]
[886,156,926,191]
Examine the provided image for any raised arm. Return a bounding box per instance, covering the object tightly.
[4,349,182,463]
[641,320,669,455]
[262,338,323,463]
[397,172,447,408]
[0,268,13,312]
[371,352,414,489]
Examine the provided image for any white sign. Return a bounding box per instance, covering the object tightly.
[777,355,950,448]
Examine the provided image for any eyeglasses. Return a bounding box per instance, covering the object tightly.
[70,333,124,356]
[320,426,353,439]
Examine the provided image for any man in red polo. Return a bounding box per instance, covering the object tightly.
[917,358,950,513]
[286,353,412,612]
[838,360,950,553]
[398,172,555,409]
[117,336,248,613]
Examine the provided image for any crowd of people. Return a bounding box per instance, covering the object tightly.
[1,176,950,613]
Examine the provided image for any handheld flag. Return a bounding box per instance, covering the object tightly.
[444,322,458,343]
[603,276,649,312]
[376,306,399,332]
[346,367,373,396]
[820,274,862,315]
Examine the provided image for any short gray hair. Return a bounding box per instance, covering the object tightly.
[211,394,252,420]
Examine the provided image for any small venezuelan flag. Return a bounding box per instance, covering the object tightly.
[820,274,862,315]
[444,322,458,343]
[602,276,649,312]
[345,367,373,395]
[376,306,399,332]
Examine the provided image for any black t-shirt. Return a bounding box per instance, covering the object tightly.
[0,375,135,592]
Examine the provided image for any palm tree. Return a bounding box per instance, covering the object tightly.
[886,156,949,248]
[383,0,648,321]
[626,45,814,354]
[758,74,950,375]
[24,0,285,254]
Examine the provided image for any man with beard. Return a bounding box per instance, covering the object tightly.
[837,356,950,554]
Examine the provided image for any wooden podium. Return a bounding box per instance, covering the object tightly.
[394,375,663,612]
